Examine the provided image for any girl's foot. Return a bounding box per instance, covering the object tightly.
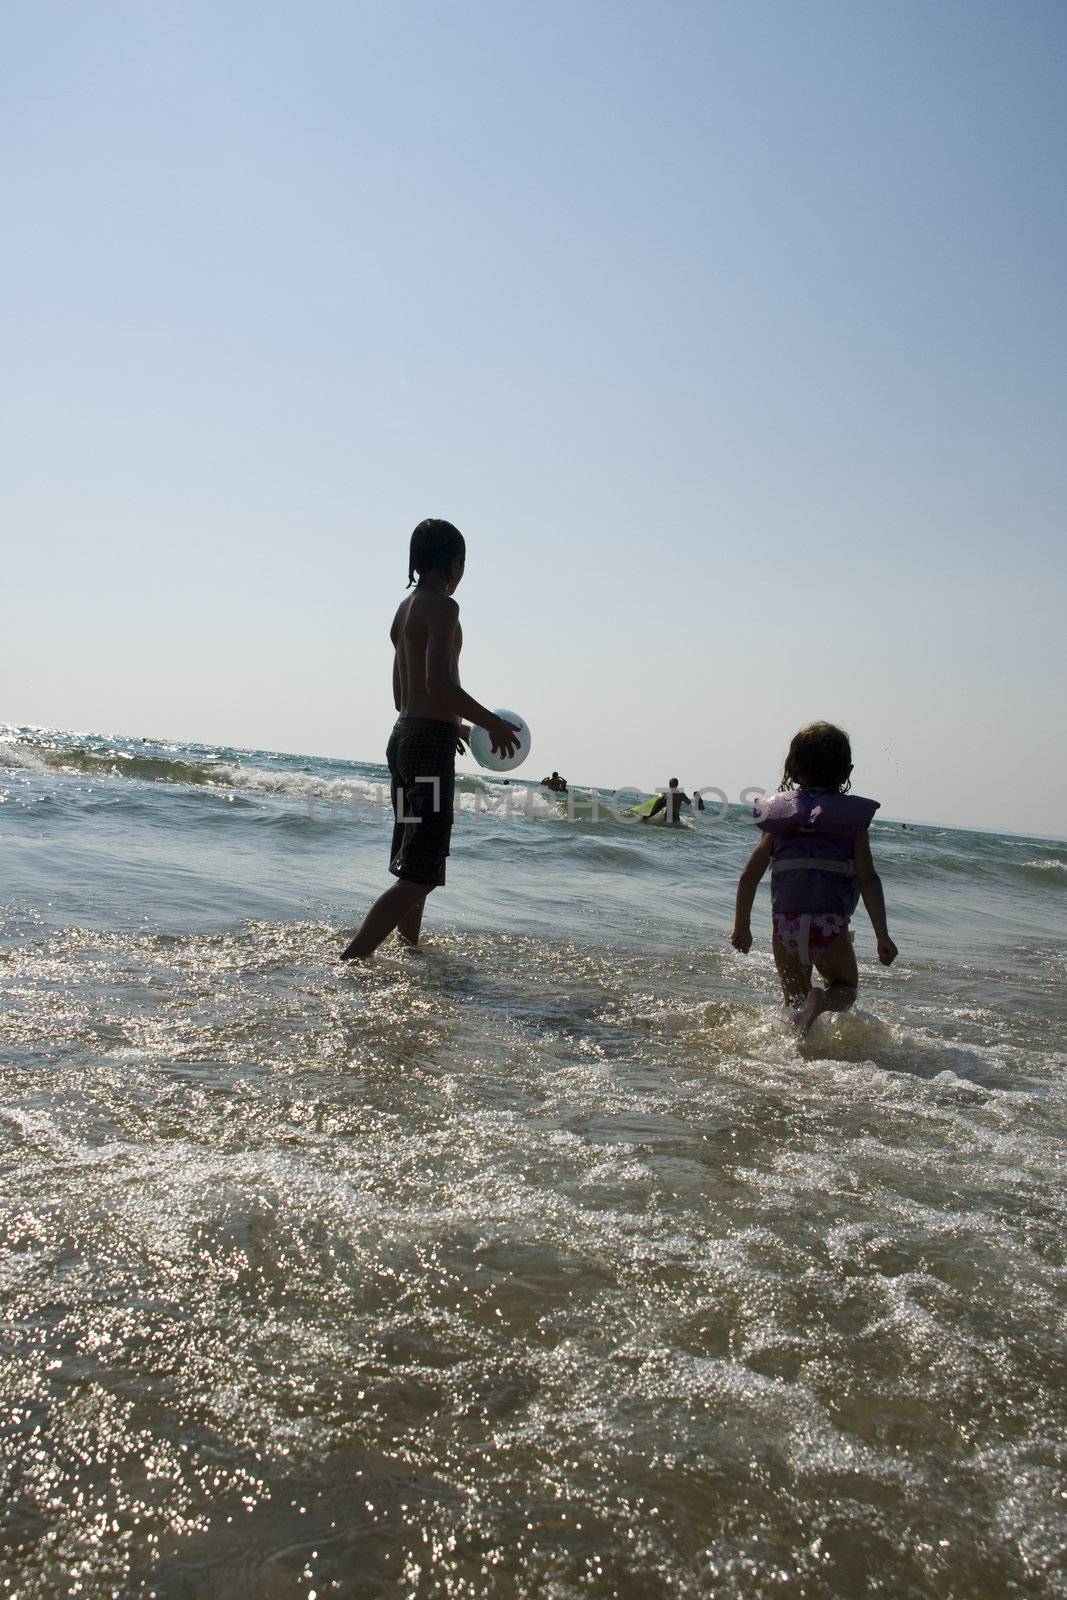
[794,987,829,1037]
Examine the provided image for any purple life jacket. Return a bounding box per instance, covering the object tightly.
[753,789,880,918]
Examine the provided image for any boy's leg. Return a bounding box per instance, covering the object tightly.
[795,932,859,1037]
[343,722,452,961]
[396,895,427,946]
[341,880,432,960]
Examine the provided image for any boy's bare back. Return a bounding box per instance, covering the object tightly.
[390,591,463,722]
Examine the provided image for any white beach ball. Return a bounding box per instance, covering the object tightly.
[469,710,531,773]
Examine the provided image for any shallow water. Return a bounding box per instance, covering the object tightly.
[1,728,1065,1598]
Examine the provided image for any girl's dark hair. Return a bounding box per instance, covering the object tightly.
[407,519,465,587]
[780,721,853,792]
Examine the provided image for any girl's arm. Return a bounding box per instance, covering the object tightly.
[731,834,772,952]
[853,832,898,964]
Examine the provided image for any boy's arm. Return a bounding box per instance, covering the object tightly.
[392,654,402,713]
[424,597,520,753]
[731,834,772,951]
[853,832,898,964]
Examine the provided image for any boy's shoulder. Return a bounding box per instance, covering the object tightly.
[392,590,458,645]
[409,588,459,620]
[393,588,458,620]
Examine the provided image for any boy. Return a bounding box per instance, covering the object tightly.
[341,520,520,959]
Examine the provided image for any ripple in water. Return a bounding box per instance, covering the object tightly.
[2,921,1065,1598]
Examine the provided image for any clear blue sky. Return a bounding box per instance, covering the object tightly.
[3,1,1065,834]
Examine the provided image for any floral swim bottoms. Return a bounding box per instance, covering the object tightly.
[773,911,851,966]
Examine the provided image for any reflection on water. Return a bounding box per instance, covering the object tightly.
[2,729,1066,1597]
[2,917,1065,1599]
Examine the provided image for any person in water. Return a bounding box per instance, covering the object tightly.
[643,778,704,825]
[541,771,568,793]
[341,520,520,959]
[730,722,898,1036]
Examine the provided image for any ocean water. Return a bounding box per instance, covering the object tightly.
[1,725,1065,1600]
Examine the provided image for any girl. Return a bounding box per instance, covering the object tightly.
[731,722,898,1036]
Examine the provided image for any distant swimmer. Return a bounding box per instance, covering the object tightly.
[340,519,521,960]
[642,778,704,825]
[541,771,568,793]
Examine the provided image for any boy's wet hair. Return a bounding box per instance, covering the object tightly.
[407,519,465,587]
[780,722,853,792]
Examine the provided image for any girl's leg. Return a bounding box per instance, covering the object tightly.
[772,932,813,1011]
[341,880,432,960]
[795,932,859,1037]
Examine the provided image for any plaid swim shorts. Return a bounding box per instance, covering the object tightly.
[386,717,457,888]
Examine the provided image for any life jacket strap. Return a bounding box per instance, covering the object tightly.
[771,858,855,877]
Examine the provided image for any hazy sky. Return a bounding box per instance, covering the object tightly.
[3,1,1065,834]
